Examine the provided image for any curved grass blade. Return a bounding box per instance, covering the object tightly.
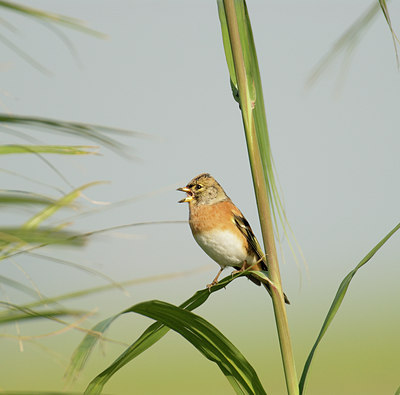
[84,299,266,395]
[23,181,103,230]
[0,145,98,155]
[66,272,247,388]
[0,0,105,37]
[0,274,41,298]
[379,0,400,66]
[299,222,400,394]
[307,2,381,87]
[395,385,400,395]
[0,30,50,74]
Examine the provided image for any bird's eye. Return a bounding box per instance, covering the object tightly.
[195,184,203,190]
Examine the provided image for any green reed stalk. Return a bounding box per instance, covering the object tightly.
[221,1,298,393]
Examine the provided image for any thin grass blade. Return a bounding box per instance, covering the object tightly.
[299,222,400,394]
[0,145,98,155]
[23,181,103,230]
[0,0,105,37]
[0,275,42,299]
[0,114,145,155]
[378,0,400,66]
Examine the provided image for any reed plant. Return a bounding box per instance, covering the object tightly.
[2,1,399,394]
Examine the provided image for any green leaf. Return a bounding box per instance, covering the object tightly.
[0,145,98,155]
[84,299,266,395]
[217,1,238,93]
[66,272,248,389]
[299,222,400,394]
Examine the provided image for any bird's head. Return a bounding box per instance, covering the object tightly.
[177,173,228,205]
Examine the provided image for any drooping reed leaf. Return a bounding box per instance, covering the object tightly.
[66,272,251,389]
[83,298,266,395]
[299,222,400,394]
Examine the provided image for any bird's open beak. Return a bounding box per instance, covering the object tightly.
[177,187,193,203]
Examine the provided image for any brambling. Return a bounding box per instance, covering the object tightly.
[178,173,289,304]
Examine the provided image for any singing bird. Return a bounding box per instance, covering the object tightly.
[178,173,289,304]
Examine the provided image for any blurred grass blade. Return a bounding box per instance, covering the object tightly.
[395,385,400,395]
[0,145,98,155]
[0,274,41,298]
[0,114,145,155]
[378,0,400,66]
[0,190,57,206]
[307,2,381,86]
[0,228,85,249]
[84,299,266,395]
[0,392,82,395]
[66,273,245,388]
[299,222,400,394]
[23,181,103,230]
[25,266,208,312]
[0,30,50,74]
[0,302,84,325]
[0,0,105,37]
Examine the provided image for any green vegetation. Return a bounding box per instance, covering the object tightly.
[1,1,399,394]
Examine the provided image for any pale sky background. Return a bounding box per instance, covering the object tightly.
[2,1,400,394]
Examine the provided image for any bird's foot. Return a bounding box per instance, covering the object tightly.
[231,261,247,276]
[206,280,218,291]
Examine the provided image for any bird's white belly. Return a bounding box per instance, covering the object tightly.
[193,229,250,268]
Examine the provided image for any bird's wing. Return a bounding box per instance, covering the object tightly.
[233,213,268,271]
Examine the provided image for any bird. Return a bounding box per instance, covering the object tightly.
[178,173,289,304]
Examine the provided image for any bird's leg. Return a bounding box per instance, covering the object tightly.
[231,260,247,276]
[207,267,224,290]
